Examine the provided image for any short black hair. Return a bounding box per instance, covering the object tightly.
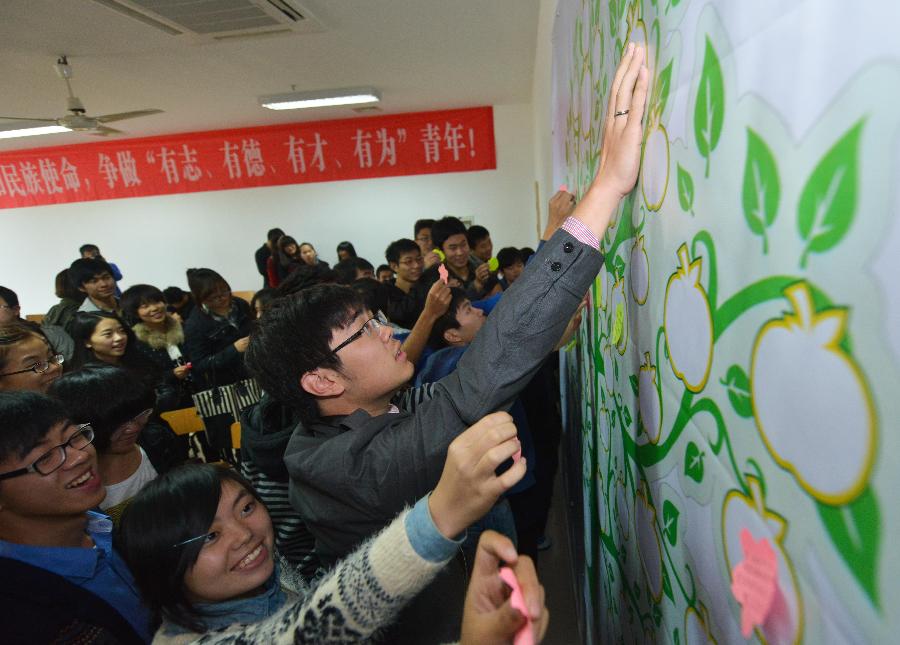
[266,228,285,243]
[79,243,100,255]
[428,288,468,349]
[185,268,229,304]
[520,247,536,263]
[120,284,166,325]
[275,264,336,297]
[162,287,189,305]
[385,238,420,265]
[0,391,68,465]
[497,247,524,270]
[250,288,277,315]
[336,241,357,258]
[414,219,435,237]
[376,264,393,276]
[466,225,490,248]
[333,258,374,285]
[49,364,155,453]
[0,286,19,308]
[352,278,389,317]
[246,285,362,423]
[69,258,114,289]
[431,216,468,251]
[117,463,263,633]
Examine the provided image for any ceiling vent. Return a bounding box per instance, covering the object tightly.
[92,0,324,41]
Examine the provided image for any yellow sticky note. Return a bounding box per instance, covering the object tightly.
[488,257,499,272]
[611,303,624,344]
[433,248,445,262]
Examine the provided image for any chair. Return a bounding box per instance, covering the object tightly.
[230,421,241,450]
[160,407,206,436]
[25,314,45,324]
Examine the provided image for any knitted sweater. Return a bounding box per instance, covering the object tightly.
[152,505,454,644]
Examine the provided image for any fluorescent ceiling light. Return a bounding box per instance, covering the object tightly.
[0,124,71,140]
[260,87,381,111]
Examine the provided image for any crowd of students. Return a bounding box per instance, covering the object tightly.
[0,44,649,645]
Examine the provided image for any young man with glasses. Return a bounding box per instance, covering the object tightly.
[383,238,429,329]
[0,391,151,643]
[247,44,649,642]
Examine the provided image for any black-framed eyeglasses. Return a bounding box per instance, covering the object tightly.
[0,353,64,378]
[0,424,94,481]
[332,311,389,354]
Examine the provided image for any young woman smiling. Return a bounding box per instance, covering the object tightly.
[0,321,65,393]
[122,284,193,411]
[118,412,548,644]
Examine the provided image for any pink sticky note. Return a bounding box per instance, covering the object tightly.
[438,264,449,285]
[499,567,534,645]
[730,529,778,637]
[559,183,568,192]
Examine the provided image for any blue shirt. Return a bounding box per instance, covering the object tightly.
[0,512,151,643]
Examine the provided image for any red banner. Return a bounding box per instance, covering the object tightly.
[0,106,495,209]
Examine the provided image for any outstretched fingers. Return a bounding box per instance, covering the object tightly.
[614,44,646,126]
[626,64,651,141]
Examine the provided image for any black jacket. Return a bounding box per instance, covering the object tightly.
[183,298,253,389]
[0,557,144,644]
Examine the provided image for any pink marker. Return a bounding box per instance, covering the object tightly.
[499,567,534,645]
[559,183,568,192]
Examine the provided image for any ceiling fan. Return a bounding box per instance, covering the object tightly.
[0,55,163,137]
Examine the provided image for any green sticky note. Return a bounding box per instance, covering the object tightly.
[611,303,624,344]
[488,257,499,272]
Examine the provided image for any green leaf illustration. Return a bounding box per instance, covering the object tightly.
[622,405,632,428]
[684,441,704,482]
[629,374,639,397]
[652,59,674,120]
[662,566,674,602]
[816,486,881,608]
[693,37,725,177]
[797,120,864,268]
[720,364,753,418]
[673,628,680,645]
[742,128,781,253]
[662,499,680,546]
[613,254,626,280]
[676,163,694,214]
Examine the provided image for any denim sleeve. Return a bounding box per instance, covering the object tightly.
[404,495,465,563]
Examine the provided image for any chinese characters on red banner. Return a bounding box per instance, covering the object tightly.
[0,107,495,209]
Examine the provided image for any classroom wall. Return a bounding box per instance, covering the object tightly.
[1,103,536,314]
[553,0,900,643]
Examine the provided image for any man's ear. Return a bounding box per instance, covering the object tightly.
[300,369,345,397]
[77,285,87,294]
[389,261,399,273]
[443,328,463,345]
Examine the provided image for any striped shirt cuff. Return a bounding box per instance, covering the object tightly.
[561,216,600,249]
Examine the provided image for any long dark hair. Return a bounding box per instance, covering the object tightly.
[276,235,300,268]
[116,464,265,632]
[70,311,140,370]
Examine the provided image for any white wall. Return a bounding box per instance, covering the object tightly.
[531,0,557,228]
[2,103,536,314]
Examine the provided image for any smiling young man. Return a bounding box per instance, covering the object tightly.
[0,391,150,643]
[246,42,649,644]
[420,216,501,301]
[70,257,121,315]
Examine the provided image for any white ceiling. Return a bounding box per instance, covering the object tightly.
[0,0,539,151]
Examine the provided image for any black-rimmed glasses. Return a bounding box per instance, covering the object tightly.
[0,424,94,481]
[0,353,64,378]
[332,311,389,354]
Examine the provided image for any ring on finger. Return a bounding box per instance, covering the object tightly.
[614,109,630,117]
